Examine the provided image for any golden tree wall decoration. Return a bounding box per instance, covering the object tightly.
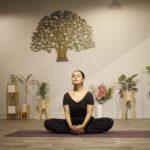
[31,10,95,62]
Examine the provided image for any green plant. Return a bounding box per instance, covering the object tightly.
[16,74,39,104]
[118,74,138,97]
[145,66,150,96]
[145,65,150,72]
[9,74,18,84]
[37,82,49,99]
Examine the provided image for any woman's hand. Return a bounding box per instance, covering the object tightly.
[76,125,84,130]
[75,125,85,134]
[70,125,78,134]
[70,125,85,134]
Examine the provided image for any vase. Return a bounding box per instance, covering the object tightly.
[20,104,30,120]
[97,104,103,118]
[21,104,30,113]
[40,100,47,109]
[122,90,135,101]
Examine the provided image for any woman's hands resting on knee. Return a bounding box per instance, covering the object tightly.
[76,125,85,134]
[70,125,85,134]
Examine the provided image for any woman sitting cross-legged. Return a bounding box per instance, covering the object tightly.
[44,70,114,134]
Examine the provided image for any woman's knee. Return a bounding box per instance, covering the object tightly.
[44,118,56,130]
[104,117,114,129]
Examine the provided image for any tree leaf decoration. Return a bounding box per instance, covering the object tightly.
[31,10,95,62]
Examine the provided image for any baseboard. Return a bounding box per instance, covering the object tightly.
[0,113,65,120]
[1,113,150,120]
[0,114,7,119]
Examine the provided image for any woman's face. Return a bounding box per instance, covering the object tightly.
[71,71,84,85]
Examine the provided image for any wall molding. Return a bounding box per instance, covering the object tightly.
[1,112,150,120]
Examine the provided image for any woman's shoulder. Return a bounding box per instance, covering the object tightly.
[65,89,93,95]
[67,89,89,94]
[64,92,69,97]
[87,91,94,96]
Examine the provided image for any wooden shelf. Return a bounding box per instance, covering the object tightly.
[6,83,19,120]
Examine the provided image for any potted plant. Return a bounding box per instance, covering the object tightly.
[118,74,138,120]
[37,82,49,99]
[145,65,150,73]
[118,74,138,98]
[8,73,18,97]
[37,82,49,106]
[16,74,39,116]
[145,66,150,96]
[9,74,18,84]
[36,82,49,119]
[91,83,114,118]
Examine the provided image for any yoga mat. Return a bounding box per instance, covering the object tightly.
[4,130,150,138]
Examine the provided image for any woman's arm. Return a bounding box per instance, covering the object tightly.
[82,105,94,128]
[76,105,94,129]
[63,105,75,129]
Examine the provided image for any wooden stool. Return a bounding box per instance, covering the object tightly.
[122,90,136,120]
[36,99,49,120]
[21,112,28,120]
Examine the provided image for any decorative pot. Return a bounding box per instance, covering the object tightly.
[36,99,49,120]
[122,90,135,101]
[122,90,136,120]
[21,104,30,113]
[40,100,47,109]
[97,104,103,118]
[21,104,30,120]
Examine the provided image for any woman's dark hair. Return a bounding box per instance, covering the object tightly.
[72,70,85,79]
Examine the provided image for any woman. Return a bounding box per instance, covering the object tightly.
[44,70,114,134]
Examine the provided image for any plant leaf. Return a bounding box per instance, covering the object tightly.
[17,77,25,84]
[19,75,26,81]
[26,74,33,83]
[29,80,39,85]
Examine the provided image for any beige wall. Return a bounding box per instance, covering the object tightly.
[0,0,150,119]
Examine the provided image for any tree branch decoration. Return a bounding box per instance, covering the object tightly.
[31,10,95,62]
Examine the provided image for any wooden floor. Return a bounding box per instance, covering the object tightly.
[0,119,150,150]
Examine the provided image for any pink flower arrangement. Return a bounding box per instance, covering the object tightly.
[91,84,114,104]
[97,84,107,99]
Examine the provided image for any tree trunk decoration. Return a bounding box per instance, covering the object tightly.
[31,10,95,62]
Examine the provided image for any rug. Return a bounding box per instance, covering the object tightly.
[4,130,150,138]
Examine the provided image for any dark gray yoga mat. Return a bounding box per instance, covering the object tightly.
[4,130,150,138]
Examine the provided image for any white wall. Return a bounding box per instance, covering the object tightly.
[87,38,150,119]
[0,0,150,119]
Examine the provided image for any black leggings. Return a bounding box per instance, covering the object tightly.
[44,117,114,134]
